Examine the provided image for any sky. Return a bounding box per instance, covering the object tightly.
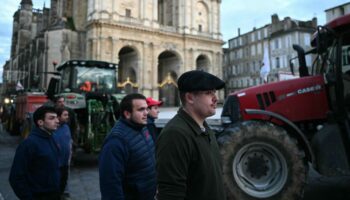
[0,0,349,83]
[221,0,349,45]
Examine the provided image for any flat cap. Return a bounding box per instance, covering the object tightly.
[177,70,225,92]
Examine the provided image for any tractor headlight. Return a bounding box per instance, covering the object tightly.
[4,98,10,104]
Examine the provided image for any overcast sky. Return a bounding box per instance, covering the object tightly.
[0,0,349,82]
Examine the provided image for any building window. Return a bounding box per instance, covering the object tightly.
[276,57,280,68]
[304,34,310,46]
[275,39,279,49]
[198,25,202,32]
[126,9,131,17]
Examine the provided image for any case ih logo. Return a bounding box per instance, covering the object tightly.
[297,85,322,95]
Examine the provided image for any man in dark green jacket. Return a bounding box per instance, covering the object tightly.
[156,70,226,200]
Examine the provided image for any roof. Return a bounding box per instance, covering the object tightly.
[57,60,118,71]
[325,2,350,12]
[326,13,350,30]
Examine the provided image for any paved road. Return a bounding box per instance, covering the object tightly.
[0,125,101,200]
[1,123,349,200]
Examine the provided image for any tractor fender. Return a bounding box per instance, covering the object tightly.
[245,108,315,164]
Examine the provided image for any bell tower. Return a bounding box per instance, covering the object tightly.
[14,0,33,55]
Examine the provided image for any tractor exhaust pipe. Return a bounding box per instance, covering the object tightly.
[292,44,309,77]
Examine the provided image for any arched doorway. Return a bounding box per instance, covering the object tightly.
[118,46,139,94]
[158,51,180,106]
[196,54,210,71]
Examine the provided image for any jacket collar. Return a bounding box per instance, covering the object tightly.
[178,107,209,136]
[120,118,145,131]
[31,127,53,138]
[147,116,155,124]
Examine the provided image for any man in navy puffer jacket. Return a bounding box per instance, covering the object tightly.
[9,106,60,200]
[99,93,156,200]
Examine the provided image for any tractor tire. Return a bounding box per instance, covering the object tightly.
[217,121,307,200]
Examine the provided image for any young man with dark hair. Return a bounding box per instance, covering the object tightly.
[99,93,156,200]
[156,70,226,200]
[9,106,60,200]
[53,107,72,200]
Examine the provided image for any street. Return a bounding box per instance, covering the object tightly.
[0,123,349,200]
[0,125,101,200]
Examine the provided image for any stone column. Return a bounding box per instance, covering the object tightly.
[111,38,119,63]
[217,1,221,39]
[153,0,158,22]
[140,0,144,20]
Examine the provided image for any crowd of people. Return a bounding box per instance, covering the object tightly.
[9,70,227,200]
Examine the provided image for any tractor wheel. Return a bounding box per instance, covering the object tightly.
[217,121,307,200]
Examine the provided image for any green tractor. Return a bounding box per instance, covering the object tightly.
[47,60,125,153]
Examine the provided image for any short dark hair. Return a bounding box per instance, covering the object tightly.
[33,106,57,127]
[120,93,146,118]
[55,106,69,117]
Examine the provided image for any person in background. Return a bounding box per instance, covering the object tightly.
[55,96,65,108]
[49,96,77,199]
[99,93,156,200]
[9,106,60,200]
[53,107,72,200]
[80,80,92,92]
[156,70,226,200]
[146,97,163,142]
[53,96,78,150]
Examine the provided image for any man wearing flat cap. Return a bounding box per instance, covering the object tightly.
[156,70,226,200]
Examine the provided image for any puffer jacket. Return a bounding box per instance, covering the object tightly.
[99,119,156,200]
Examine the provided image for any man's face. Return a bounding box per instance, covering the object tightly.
[125,99,148,125]
[190,90,218,118]
[58,110,69,124]
[56,97,65,108]
[38,112,59,132]
[148,105,160,119]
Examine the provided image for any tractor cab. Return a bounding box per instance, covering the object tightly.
[292,14,350,114]
[47,60,124,152]
[58,60,118,94]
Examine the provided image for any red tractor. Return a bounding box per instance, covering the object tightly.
[218,14,350,199]
[4,92,47,137]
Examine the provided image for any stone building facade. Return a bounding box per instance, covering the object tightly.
[223,14,317,94]
[3,0,223,106]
